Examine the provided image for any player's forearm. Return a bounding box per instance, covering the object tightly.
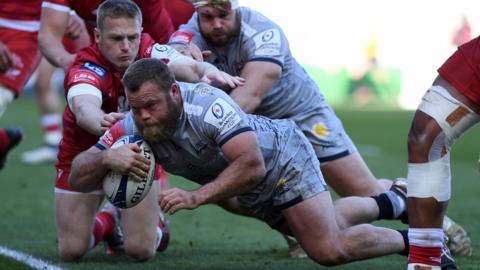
[38,34,75,70]
[229,88,263,113]
[193,155,266,206]
[197,61,220,79]
[229,73,279,113]
[69,150,110,192]
[75,104,106,136]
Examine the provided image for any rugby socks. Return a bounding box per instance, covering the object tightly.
[156,216,169,252]
[90,211,115,249]
[41,114,62,147]
[408,228,443,268]
[371,190,406,220]
[0,128,9,153]
[154,165,169,190]
[155,225,164,251]
[397,229,410,256]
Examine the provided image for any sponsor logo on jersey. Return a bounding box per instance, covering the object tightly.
[194,86,213,95]
[72,71,98,83]
[155,45,169,52]
[184,102,203,116]
[81,61,106,77]
[211,103,224,119]
[204,98,242,135]
[253,28,281,56]
[312,123,329,138]
[261,30,274,42]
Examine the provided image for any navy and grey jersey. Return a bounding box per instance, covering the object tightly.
[179,8,358,161]
[97,82,328,224]
[179,7,323,119]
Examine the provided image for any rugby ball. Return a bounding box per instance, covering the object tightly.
[103,135,155,209]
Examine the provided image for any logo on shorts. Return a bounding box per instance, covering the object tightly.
[312,123,329,138]
[211,103,224,119]
[262,30,274,42]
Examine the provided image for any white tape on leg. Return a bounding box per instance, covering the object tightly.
[407,155,451,202]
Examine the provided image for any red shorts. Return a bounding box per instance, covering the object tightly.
[0,28,41,97]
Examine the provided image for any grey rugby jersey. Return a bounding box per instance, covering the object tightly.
[97,82,301,186]
[178,7,324,119]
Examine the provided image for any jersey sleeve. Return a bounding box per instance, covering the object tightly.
[246,26,287,68]
[95,112,139,150]
[41,0,71,13]
[197,88,253,146]
[65,61,107,90]
[149,44,189,65]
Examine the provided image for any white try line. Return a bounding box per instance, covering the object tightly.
[0,245,64,270]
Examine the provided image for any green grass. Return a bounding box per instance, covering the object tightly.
[1,98,480,269]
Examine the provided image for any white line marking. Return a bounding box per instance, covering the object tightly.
[0,245,63,270]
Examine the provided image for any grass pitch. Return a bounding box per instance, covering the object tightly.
[1,97,480,269]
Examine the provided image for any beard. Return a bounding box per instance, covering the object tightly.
[200,15,240,47]
[136,96,182,143]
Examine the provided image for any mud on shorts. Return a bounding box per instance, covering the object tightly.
[237,128,329,228]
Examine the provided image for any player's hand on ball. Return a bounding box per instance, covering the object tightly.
[107,144,150,181]
[159,188,199,214]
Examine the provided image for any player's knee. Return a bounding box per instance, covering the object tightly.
[307,247,348,266]
[302,237,349,266]
[124,240,155,261]
[407,128,432,157]
[58,238,89,262]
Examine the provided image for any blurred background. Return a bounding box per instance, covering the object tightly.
[240,0,480,110]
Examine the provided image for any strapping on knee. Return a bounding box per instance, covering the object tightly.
[407,155,451,202]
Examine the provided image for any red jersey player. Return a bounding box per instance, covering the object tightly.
[40,0,175,70]
[54,0,243,262]
[0,0,83,168]
[405,36,480,269]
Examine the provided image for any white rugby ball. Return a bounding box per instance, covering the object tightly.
[103,135,155,209]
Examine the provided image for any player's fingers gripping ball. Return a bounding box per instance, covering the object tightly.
[103,135,155,208]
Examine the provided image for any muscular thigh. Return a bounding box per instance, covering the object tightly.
[122,182,160,245]
[283,192,340,252]
[55,192,103,240]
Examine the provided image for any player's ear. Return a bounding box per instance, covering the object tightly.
[170,83,178,94]
[170,83,180,99]
[94,27,101,43]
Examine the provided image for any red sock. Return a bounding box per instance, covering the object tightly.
[154,165,169,190]
[408,245,442,266]
[156,216,169,252]
[92,211,115,247]
[0,128,9,153]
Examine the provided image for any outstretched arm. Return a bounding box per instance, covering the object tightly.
[169,57,245,88]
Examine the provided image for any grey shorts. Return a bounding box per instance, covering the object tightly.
[291,104,357,163]
[237,128,328,228]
